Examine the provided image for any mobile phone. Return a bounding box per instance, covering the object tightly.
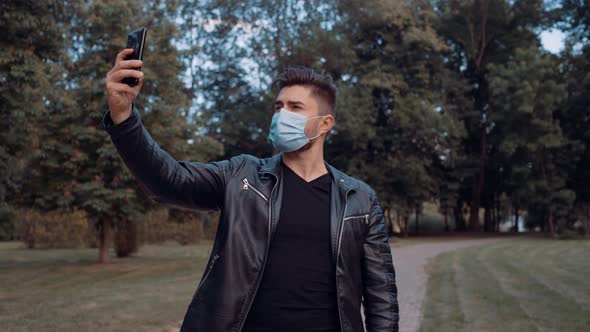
[122,27,147,87]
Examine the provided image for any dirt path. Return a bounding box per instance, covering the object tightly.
[360,237,508,332]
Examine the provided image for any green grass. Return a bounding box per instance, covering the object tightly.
[2,236,559,331]
[0,241,215,332]
[0,234,418,332]
[419,238,590,332]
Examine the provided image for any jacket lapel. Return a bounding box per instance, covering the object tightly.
[325,162,355,267]
[258,154,353,267]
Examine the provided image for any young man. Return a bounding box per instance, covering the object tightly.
[102,48,399,332]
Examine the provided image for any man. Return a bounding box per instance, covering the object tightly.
[102,48,399,332]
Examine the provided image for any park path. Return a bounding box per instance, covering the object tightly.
[360,237,509,332]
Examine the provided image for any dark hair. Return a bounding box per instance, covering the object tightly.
[271,66,338,116]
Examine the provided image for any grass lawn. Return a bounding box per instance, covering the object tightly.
[0,236,406,332]
[419,237,590,332]
[0,241,215,332]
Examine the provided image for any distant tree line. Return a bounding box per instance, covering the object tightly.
[1,0,588,261]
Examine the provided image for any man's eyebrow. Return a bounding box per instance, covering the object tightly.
[274,100,305,106]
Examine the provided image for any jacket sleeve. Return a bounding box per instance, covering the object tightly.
[361,191,399,331]
[100,103,240,211]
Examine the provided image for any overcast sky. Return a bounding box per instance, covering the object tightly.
[540,29,566,53]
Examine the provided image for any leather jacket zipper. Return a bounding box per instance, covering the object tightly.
[236,172,279,332]
[242,178,269,202]
[343,213,370,224]
[335,188,353,332]
[194,253,219,296]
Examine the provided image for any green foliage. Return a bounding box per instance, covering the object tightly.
[0,0,66,240]
[3,1,223,257]
[2,0,589,239]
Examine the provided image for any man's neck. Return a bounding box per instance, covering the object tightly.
[282,143,328,182]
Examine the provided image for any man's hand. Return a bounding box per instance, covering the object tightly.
[105,48,144,124]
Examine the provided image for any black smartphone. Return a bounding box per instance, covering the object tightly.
[122,27,147,87]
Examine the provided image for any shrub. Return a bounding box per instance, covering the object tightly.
[137,208,206,245]
[0,203,15,240]
[15,208,90,248]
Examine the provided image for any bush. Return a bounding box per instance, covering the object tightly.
[0,203,15,240]
[137,208,206,245]
[15,208,90,248]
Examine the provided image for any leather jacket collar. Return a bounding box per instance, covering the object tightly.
[257,152,356,192]
[256,152,357,266]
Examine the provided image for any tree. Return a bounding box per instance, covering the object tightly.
[436,0,545,230]
[487,47,575,236]
[18,0,218,262]
[550,0,590,236]
[330,0,465,236]
[0,1,66,239]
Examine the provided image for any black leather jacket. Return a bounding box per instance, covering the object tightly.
[101,105,399,332]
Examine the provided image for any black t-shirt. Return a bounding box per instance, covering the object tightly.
[242,161,341,332]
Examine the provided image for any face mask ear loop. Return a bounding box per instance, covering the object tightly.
[306,115,327,140]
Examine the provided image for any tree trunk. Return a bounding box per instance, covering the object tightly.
[98,219,111,264]
[469,134,485,231]
[415,207,420,235]
[484,206,492,232]
[114,219,138,258]
[513,206,519,233]
[444,211,449,232]
[401,212,409,238]
[494,197,500,232]
[384,207,395,236]
[468,0,491,232]
[404,214,409,238]
[548,207,556,237]
[490,205,496,233]
[454,200,467,231]
[396,210,403,237]
[585,206,590,239]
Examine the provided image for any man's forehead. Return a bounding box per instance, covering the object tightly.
[275,85,314,103]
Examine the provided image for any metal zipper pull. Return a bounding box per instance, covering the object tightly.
[210,253,219,266]
[241,178,269,202]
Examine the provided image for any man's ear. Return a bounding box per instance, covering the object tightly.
[321,114,335,135]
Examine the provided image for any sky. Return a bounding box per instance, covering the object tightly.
[540,29,566,53]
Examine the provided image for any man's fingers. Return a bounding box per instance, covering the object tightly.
[106,81,138,97]
[115,48,135,64]
[114,59,143,71]
[107,69,144,83]
[134,75,144,90]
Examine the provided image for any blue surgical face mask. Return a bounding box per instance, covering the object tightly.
[268,108,325,152]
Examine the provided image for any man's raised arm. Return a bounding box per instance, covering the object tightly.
[101,49,239,211]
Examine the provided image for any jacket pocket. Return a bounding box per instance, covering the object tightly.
[193,252,220,300]
[343,213,370,224]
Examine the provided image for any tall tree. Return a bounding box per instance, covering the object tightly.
[19,0,217,262]
[487,46,575,235]
[0,1,66,239]
[436,0,545,230]
[331,0,465,236]
[550,0,590,236]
